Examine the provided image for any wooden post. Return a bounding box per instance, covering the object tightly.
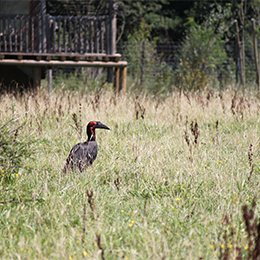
[33,67,41,88]
[114,67,120,94]
[252,18,260,94]
[113,65,127,95]
[234,20,244,85]
[120,66,127,95]
[48,67,52,94]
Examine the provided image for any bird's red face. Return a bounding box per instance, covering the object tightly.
[89,121,97,136]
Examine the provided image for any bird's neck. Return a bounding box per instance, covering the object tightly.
[88,132,96,141]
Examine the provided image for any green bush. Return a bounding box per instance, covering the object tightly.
[176,5,235,90]
[0,120,35,184]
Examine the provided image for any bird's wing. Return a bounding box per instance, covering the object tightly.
[80,141,98,162]
[64,141,98,172]
[67,143,81,159]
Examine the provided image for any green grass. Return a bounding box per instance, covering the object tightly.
[1,86,260,259]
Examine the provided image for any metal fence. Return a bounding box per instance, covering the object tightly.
[49,39,260,91]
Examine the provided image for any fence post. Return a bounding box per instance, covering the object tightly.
[107,0,116,84]
[251,18,260,95]
[234,20,244,86]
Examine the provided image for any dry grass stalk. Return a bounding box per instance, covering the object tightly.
[231,93,237,118]
[43,93,50,117]
[72,113,82,140]
[91,89,102,112]
[87,190,98,220]
[33,93,40,116]
[82,202,86,244]
[242,198,260,260]
[219,93,226,114]
[184,116,190,148]
[219,230,230,260]
[143,198,148,223]
[24,94,29,118]
[248,144,254,182]
[215,120,219,144]
[135,98,145,120]
[183,91,192,107]
[184,116,193,163]
[96,234,105,260]
[219,200,260,260]
[206,90,212,107]
[67,94,71,115]
[191,119,199,145]
[36,118,42,134]
[79,102,82,137]
[114,177,120,191]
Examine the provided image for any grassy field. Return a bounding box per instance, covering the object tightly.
[1,86,260,259]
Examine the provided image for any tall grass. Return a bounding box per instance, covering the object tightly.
[1,85,260,259]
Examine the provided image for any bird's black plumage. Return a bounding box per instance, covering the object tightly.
[64,121,110,172]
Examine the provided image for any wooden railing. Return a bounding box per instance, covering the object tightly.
[0,14,112,55]
[47,16,107,54]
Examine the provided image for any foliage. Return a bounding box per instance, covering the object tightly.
[0,119,35,185]
[51,68,109,94]
[122,21,174,94]
[176,5,235,91]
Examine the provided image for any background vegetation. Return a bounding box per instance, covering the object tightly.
[46,0,260,94]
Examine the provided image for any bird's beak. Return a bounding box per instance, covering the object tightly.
[95,122,110,130]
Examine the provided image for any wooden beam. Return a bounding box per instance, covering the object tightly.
[0,59,127,68]
[114,67,120,94]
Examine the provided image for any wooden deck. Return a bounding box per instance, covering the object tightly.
[0,0,127,94]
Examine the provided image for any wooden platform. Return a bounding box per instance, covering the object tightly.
[0,6,125,93]
[0,58,127,94]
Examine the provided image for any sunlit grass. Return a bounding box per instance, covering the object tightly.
[0,85,260,259]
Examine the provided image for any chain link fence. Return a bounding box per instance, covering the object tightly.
[50,39,260,93]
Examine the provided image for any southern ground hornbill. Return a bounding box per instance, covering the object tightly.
[64,121,110,172]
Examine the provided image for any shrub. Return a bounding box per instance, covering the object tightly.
[0,120,35,185]
[176,4,235,91]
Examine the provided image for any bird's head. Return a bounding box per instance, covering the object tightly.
[87,121,110,141]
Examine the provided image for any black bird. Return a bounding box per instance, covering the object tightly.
[64,121,110,172]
